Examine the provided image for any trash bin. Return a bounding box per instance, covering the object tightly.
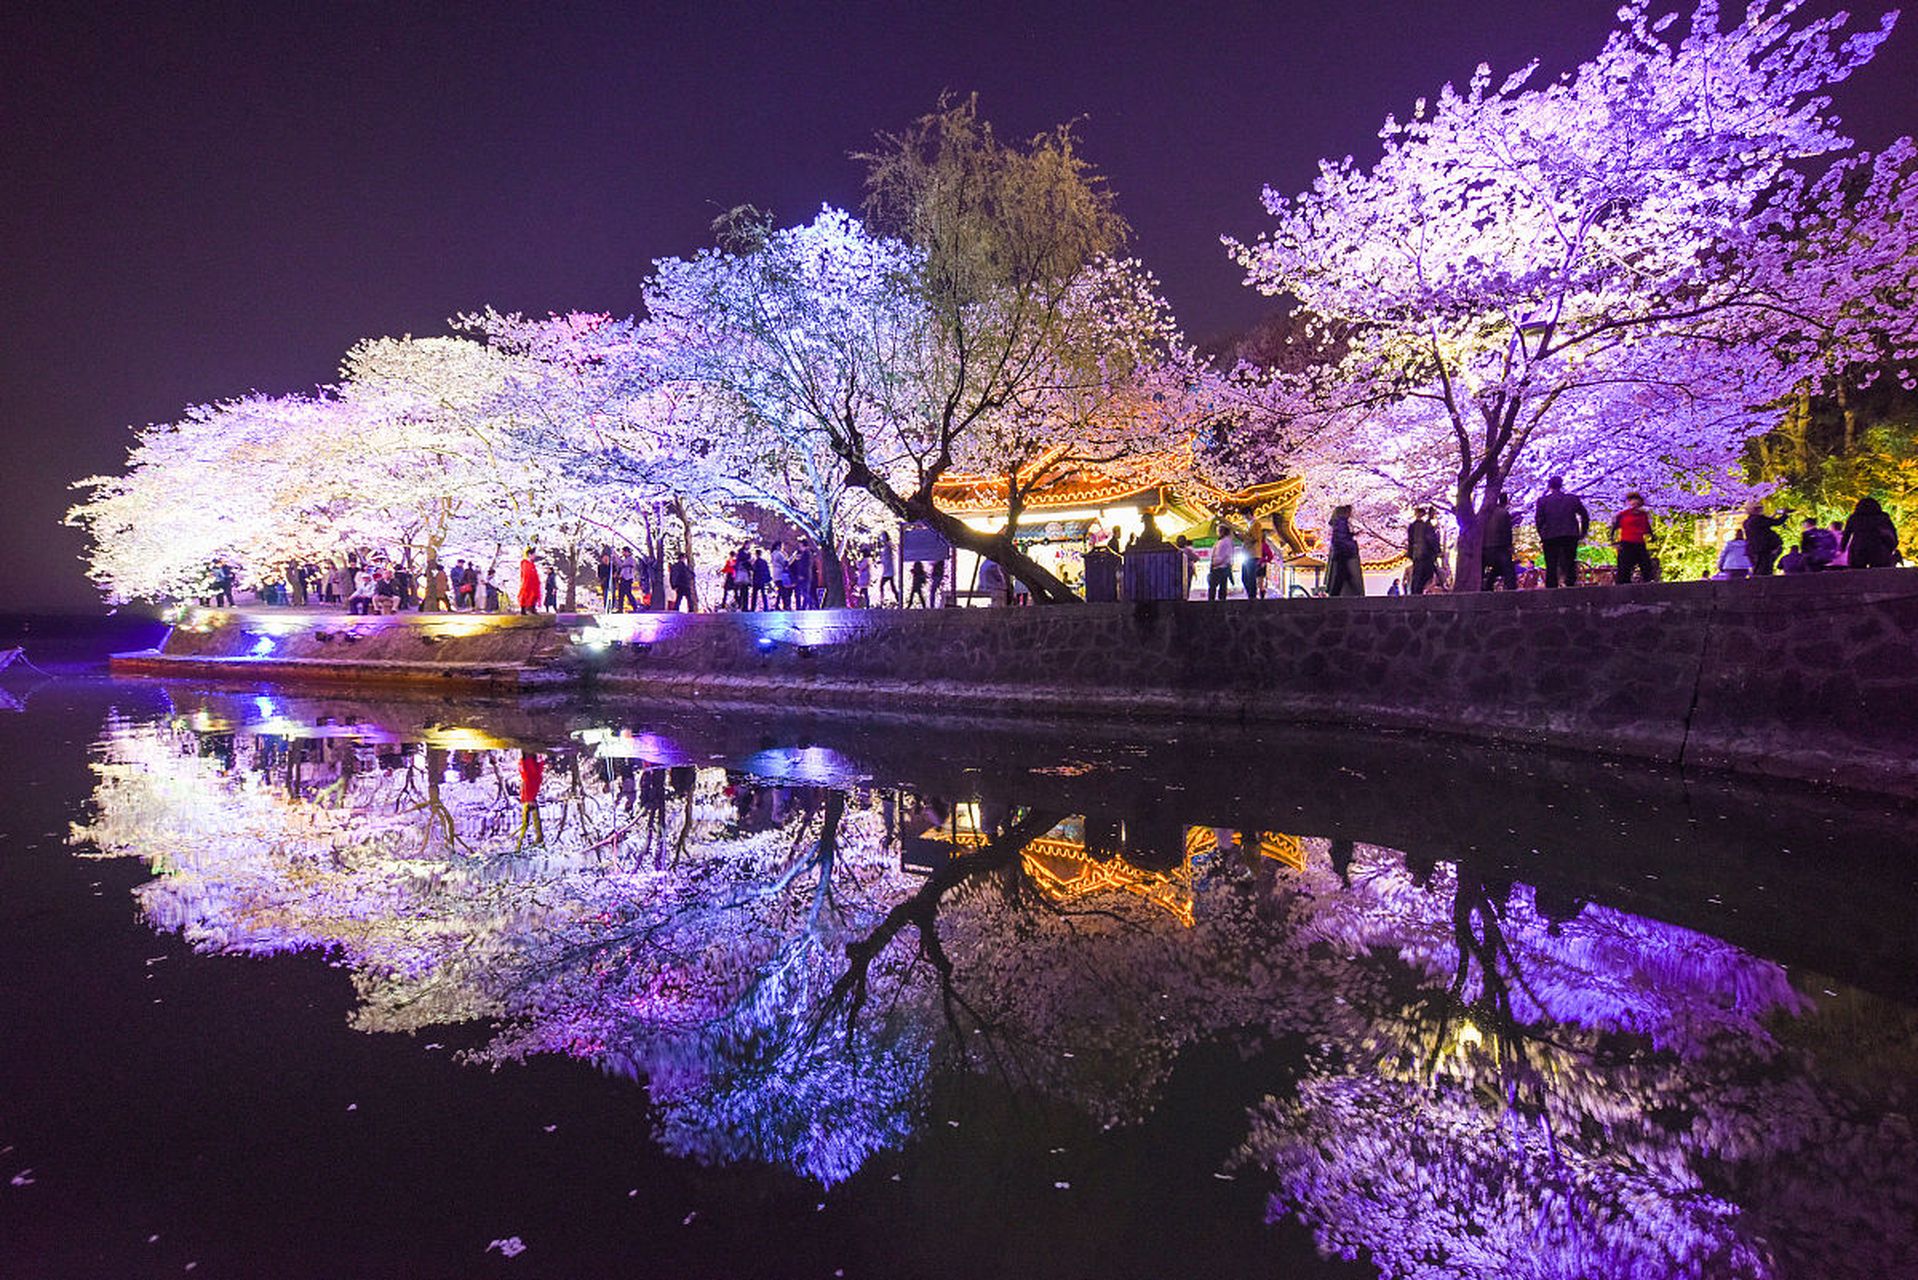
[1083,548,1119,602]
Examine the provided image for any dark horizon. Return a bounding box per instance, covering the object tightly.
[7,0,1915,609]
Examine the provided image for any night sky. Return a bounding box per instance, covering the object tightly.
[6,1,1913,608]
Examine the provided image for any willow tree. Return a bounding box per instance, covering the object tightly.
[844,95,1198,602]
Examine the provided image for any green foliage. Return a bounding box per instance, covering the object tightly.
[856,93,1128,316]
[1748,372,1918,555]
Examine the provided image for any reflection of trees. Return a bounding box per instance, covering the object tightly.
[70,718,1918,1276]
[1243,843,1916,1280]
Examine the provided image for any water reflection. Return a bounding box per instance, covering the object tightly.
[69,694,1918,1278]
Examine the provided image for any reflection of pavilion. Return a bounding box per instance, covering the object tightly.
[904,807,1310,928]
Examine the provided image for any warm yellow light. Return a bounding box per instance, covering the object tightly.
[1012,507,1106,525]
[430,617,498,639]
[1152,511,1193,537]
[421,726,510,751]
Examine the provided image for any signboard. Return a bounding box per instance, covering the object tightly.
[899,522,952,563]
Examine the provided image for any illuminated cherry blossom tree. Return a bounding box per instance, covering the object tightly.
[1226,1,1918,585]
[461,308,749,607]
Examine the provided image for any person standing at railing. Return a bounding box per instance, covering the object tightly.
[1611,493,1656,584]
[1208,524,1239,601]
[1481,492,1518,592]
[1406,507,1442,595]
[1534,478,1591,589]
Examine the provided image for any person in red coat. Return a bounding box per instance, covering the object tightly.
[517,548,541,614]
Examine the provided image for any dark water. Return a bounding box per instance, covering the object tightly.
[3,652,1917,1278]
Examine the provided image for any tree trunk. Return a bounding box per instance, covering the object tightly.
[840,465,1081,603]
[674,498,700,612]
[911,503,1079,604]
[1836,379,1859,454]
[820,536,847,608]
[563,536,580,612]
[1452,494,1487,594]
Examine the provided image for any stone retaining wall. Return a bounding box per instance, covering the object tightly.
[584,569,1918,797]
[120,571,1918,795]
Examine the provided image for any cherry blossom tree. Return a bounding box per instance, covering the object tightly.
[648,100,1203,604]
[461,309,747,608]
[1226,1,1918,586]
[642,208,909,606]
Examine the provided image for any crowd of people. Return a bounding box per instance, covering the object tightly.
[1400,483,1903,596]
[204,554,553,615]
[196,487,1904,614]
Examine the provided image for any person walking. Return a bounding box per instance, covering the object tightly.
[1208,524,1239,601]
[1405,507,1442,595]
[770,541,792,610]
[1325,505,1365,597]
[606,548,633,613]
[1610,493,1655,584]
[791,544,813,609]
[517,548,541,615]
[1534,478,1591,589]
[423,560,449,613]
[907,560,929,608]
[669,553,694,611]
[1481,492,1518,591]
[595,547,614,611]
[728,544,751,610]
[749,550,771,611]
[543,564,559,610]
[853,551,872,607]
[1741,500,1791,576]
[878,531,899,605]
[1841,496,1901,568]
[928,556,945,608]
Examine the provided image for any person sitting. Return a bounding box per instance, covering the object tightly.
[348,566,376,615]
[1799,517,1838,571]
[372,570,402,614]
[1841,496,1901,569]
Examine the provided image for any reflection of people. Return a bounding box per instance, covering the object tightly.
[517,752,546,846]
